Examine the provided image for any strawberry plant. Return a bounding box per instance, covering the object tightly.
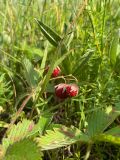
[0,0,120,160]
[55,83,79,99]
[45,66,61,77]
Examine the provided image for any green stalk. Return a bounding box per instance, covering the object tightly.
[30,51,58,118]
[39,54,57,97]
[101,0,107,53]
[84,143,92,160]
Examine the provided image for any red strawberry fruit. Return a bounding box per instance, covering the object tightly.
[66,84,79,97]
[55,83,79,99]
[45,66,61,77]
[52,66,61,77]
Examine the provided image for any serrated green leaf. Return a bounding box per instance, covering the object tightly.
[86,106,120,138]
[109,29,119,66]
[2,119,35,152]
[4,139,42,160]
[2,116,53,157]
[35,19,61,47]
[7,119,35,143]
[36,125,89,150]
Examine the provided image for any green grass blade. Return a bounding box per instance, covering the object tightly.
[109,29,119,66]
[73,50,94,75]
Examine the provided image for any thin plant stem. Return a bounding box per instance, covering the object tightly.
[84,143,92,160]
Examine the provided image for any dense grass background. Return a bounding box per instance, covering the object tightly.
[0,0,120,159]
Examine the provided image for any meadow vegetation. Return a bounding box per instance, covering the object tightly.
[0,0,120,159]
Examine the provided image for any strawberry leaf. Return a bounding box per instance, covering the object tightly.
[86,105,120,138]
[36,125,89,150]
[4,139,42,160]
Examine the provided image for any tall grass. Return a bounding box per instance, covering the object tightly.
[0,0,120,159]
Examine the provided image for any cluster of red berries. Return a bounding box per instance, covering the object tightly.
[55,83,79,99]
[46,66,79,99]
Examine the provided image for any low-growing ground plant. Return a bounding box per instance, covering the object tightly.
[0,0,120,160]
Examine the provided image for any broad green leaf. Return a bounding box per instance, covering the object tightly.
[37,113,53,135]
[109,29,119,66]
[28,113,53,136]
[4,139,42,160]
[86,105,120,138]
[22,57,39,87]
[104,126,120,135]
[35,19,62,47]
[36,125,89,150]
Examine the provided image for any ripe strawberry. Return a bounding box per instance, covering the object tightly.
[45,66,61,77]
[55,83,68,99]
[55,83,79,99]
[52,66,61,77]
[66,84,79,97]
